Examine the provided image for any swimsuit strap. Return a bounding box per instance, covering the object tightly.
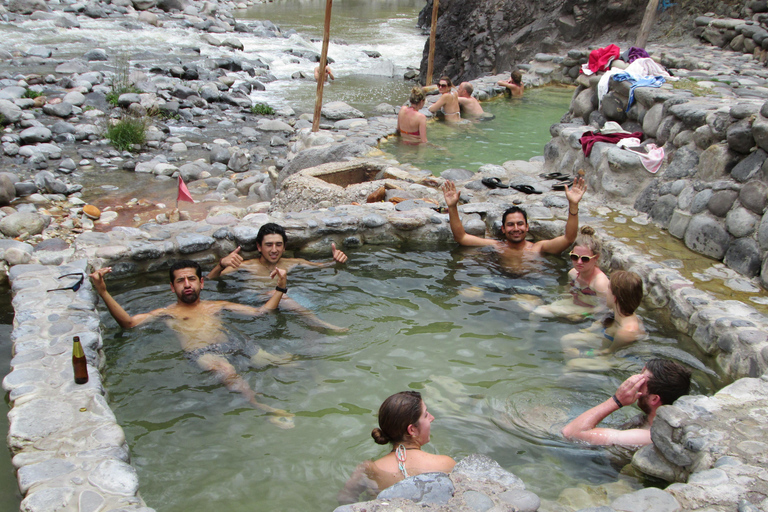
[395,444,408,478]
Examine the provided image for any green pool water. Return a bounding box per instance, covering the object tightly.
[102,245,719,512]
[380,87,576,175]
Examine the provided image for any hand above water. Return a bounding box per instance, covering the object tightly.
[442,180,459,208]
[270,267,287,289]
[331,242,348,264]
[89,267,112,295]
[565,176,587,206]
[221,246,243,270]
[614,373,648,407]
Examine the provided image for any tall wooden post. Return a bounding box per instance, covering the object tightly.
[425,0,439,86]
[635,0,660,49]
[312,0,333,132]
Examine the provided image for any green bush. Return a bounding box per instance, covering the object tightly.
[108,54,143,106]
[250,103,275,116]
[105,116,147,151]
[23,89,43,99]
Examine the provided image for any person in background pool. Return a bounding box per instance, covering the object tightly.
[562,270,645,358]
[314,64,334,83]
[562,359,691,446]
[396,86,428,144]
[497,70,524,97]
[441,177,587,261]
[428,76,461,122]
[89,260,295,428]
[337,391,455,504]
[208,222,348,332]
[457,82,485,119]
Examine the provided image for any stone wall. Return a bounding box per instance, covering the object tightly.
[543,40,768,289]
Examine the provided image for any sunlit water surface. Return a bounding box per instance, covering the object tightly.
[103,246,719,512]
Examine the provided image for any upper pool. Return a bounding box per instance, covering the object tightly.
[101,244,720,512]
[380,87,576,175]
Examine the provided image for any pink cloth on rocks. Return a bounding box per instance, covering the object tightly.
[618,142,665,174]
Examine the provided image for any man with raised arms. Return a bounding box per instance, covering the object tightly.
[562,359,691,446]
[90,260,294,427]
[441,176,587,257]
[207,223,348,332]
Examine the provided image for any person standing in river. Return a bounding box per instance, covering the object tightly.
[314,64,335,83]
[208,223,348,332]
[89,260,295,428]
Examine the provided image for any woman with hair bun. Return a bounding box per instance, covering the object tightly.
[397,87,428,144]
[337,391,455,504]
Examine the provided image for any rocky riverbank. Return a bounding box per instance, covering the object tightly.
[4,1,768,512]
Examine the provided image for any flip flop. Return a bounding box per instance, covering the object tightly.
[552,180,574,191]
[539,172,569,180]
[481,177,508,189]
[511,184,542,194]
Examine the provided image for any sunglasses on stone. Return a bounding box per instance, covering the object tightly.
[569,253,598,264]
[47,273,85,292]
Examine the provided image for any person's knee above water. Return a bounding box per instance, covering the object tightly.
[561,358,691,446]
[428,76,461,122]
[337,391,455,504]
[397,86,428,144]
[441,177,587,257]
[457,82,484,118]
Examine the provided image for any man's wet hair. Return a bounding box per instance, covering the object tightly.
[256,222,287,246]
[645,358,692,405]
[510,70,522,85]
[169,260,202,282]
[502,206,528,225]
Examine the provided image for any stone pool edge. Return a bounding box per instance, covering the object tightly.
[4,213,768,511]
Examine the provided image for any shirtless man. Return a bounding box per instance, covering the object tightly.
[428,76,461,123]
[497,70,524,97]
[441,176,587,258]
[208,223,348,331]
[314,64,335,83]
[457,82,484,118]
[562,359,691,446]
[90,260,294,427]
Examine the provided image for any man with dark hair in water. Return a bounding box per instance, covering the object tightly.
[90,260,295,427]
[562,358,692,446]
[498,70,524,96]
[441,177,587,259]
[208,222,348,332]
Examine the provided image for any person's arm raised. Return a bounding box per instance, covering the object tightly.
[89,267,158,329]
[562,373,650,446]
[206,246,244,279]
[442,180,496,247]
[537,176,587,255]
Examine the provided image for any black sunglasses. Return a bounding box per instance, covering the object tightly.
[569,253,598,264]
[438,83,448,87]
[47,273,85,292]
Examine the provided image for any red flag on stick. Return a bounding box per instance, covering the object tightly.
[177,175,194,204]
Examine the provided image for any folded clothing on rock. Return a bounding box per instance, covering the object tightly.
[620,47,650,64]
[610,72,666,111]
[585,44,621,74]
[579,131,644,157]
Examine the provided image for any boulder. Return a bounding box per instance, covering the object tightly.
[278,143,372,187]
[321,101,363,120]
[0,212,47,237]
[0,99,23,125]
[684,214,730,259]
[724,237,761,277]
[0,174,16,206]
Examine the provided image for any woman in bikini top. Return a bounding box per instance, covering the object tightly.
[427,76,461,122]
[568,226,610,308]
[337,391,455,504]
[397,86,428,144]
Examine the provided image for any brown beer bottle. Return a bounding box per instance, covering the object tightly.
[72,336,88,384]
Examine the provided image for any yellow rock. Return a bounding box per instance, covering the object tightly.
[82,204,101,220]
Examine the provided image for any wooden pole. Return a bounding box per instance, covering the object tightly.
[425,0,439,86]
[635,0,660,49]
[312,0,333,132]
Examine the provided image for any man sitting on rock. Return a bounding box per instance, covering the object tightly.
[208,222,348,332]
[562,359,691,446]
[457,82,485,118]
[441,176,587,260]
[90,260,295,428]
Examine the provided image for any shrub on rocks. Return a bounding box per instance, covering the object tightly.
[105,116,147,152]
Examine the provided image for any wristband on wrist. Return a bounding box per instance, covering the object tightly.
[569,209,578,216]
[218,259,225,268]
[275,285,288,294]
[611,394,623,409]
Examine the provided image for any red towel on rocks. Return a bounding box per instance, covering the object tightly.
[580,131,644,157]
[588,44,621,73]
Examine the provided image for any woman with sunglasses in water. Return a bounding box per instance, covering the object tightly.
[337,391,455,504]
[525,226,610,321]
[427,76,461,123]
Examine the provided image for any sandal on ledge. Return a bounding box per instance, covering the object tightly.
[511,184,542,194]
[481,177,508,189]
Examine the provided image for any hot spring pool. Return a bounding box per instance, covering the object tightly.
[101,245,720,511]
[379,87,575,175]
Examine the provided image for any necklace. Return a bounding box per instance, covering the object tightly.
[395,444,408,478]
